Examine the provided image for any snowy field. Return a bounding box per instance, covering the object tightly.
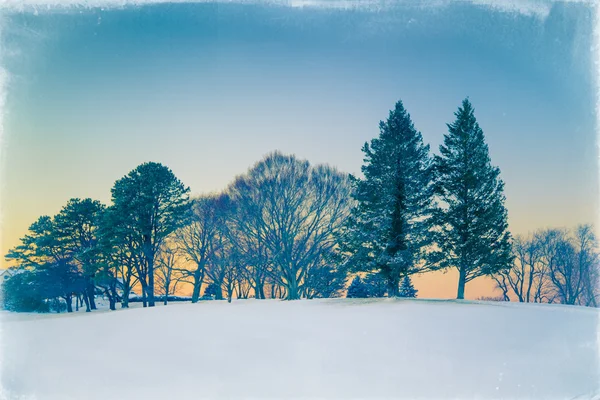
[1,298,599,400]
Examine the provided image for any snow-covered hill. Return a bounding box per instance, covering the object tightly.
[1,298,599,400]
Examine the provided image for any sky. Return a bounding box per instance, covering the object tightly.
[0,2,597,299]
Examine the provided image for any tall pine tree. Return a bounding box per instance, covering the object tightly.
[342,100,436,296]
[434,98,512,299]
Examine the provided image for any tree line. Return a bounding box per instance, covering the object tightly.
[2,98,598,312]
[494,225,598,306]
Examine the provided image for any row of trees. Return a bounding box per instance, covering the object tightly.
[3,155,352,311]
[2,97,597,312]
[494,225,599,306]
[341,98,512,299]
[3,163,191,312]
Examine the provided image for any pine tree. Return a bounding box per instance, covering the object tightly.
[399,275,418,298]
[346,276,368,298]
[342,100,436,296]
[434,98,513,299]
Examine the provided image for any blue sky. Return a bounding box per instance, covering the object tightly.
[1,2,597,291]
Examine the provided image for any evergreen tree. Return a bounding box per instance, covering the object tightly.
[364,273,387,297]
[5,216,86,312]
[54,198,106,311]
[346,276,368,298]
[110,162,191,307]
[399,275,418,298]
[342,100,436,296]
[434,98,513,299]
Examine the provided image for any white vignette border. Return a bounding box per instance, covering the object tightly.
[0,1,598,399]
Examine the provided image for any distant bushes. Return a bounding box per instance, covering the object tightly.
[476,296,507,302]
[2,271,50,312]
[129,295,193,303]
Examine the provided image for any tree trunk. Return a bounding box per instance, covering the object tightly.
[286,277,300,300]
[214,282,223,300]
[388,276,400,297]
[87,281,97,310]
[191,280,202,303]
[191,265,204,303]
[457,267,467,299]
[75,295,80,312]
[139,278,148,307]
[142,284,147,308]
[65,295,73,313]
[148,258,155,307]
[107,290,116,311]
[82,293,91,312]
[525,265,534,303]
[256,283,265,300]
[122,286,130,308]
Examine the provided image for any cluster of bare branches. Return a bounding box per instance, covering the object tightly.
[167,152,351,301]
[494,225,599,307]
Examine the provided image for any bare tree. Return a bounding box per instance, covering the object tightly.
[155,243,182,305]
[539,229,584,305]
[226,182,271,299]
[572,225,599,307]
[174,196,222,303]
[228,152,352,300]
[493,235,542,303]
[201,196,240,301]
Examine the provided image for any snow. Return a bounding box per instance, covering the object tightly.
[1,298,599,400]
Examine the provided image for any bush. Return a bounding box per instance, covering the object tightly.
[2,271,51,312]
[203,282,221,299]
[477,296,507,302]
[48,298,67,313]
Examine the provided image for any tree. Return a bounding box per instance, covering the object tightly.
[399,275,418,298]
[434,98,513,299]
[54,198,106,312]
[226,178,272,300]
[346,276,368,298]
[110,162,190,307]
[539,225,598,306]
[228,152,352,300]
[576,226,600,307]
[203,195,237,301]
[175,195,222,303]
[5,216,85,312]
[342,100,437,296]
[99,205,141,308]
[155,243,182,305]
[493,232,552,303]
